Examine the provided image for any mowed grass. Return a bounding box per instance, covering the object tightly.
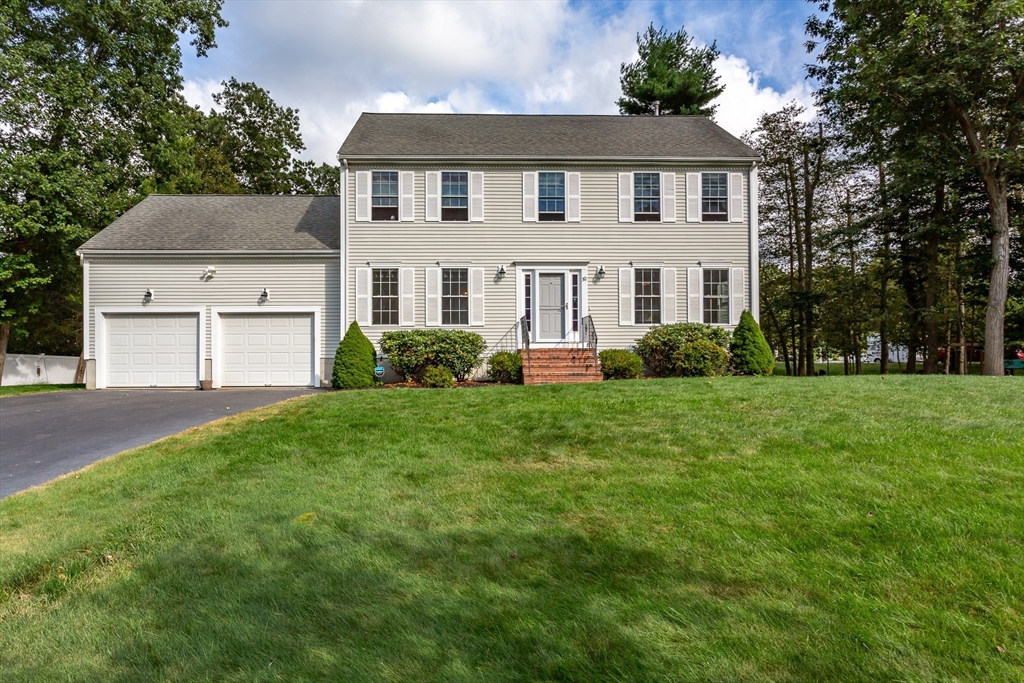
[1,377,1022,682]
[0,383,84,397]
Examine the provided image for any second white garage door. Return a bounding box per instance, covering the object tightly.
[221,313,314,386]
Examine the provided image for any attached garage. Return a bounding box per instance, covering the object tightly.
[101,312,201,388]
[219,312,315,387]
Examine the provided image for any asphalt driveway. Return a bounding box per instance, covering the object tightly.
[0,388,319,498]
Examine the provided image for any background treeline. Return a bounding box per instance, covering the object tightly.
[745,1,1021,375]
[0,0,337,360]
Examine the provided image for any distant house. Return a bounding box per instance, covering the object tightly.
[78,113,759,389]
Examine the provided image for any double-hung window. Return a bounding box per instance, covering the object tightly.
[538,172,565,221]
[372,268,399,325]
[442,172,469,222]
[703,268,730,324]
[441,268,469,325]
[634,173,660,221]
[701,173,728,222]
[634,268,661,324]
[372,171,399,221]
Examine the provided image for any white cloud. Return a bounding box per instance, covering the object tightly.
[180,1,815,162]
[710,55,817,139]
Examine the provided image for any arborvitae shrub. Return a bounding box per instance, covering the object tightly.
[488,351,522,383]
[422,365,455,388]
[332,322,376,389]
[598,349,644,379]
[672,339,730,377]
[730,310,774,375]
[635,323,732,376]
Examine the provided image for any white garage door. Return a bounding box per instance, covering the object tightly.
[221,314,314,386]
[106,314,199,387]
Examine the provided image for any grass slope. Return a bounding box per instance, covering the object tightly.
[1,377,1022,682]
[0,383,84,397]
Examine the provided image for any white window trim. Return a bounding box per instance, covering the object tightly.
[627,266,670,328]
[94,306,206,390]
[368,170,401,223]
[698,267,734,328]
[631,171,664,223]
[535,170,568,223]
[439,170,472,223]
[362,266,406,329]
[211,306,321,389]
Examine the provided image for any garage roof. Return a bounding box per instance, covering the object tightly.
[78,194,340,252]
[337,113,757,160]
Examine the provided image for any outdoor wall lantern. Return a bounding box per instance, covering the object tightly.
[258,288,270,304]
[496,265,507,279]
[142,288,154,303]
[203,265,217,279]
[595,265,606,279]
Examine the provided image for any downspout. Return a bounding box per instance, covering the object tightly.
[339,157,349,333]
[749,162,760,323]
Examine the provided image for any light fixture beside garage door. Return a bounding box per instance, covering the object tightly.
[259,288,270,304]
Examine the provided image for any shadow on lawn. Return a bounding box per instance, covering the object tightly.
[90,521,717,682]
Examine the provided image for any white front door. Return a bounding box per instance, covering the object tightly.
[221,314,314,386]
[106,314,199,387]
[537,273,565,341]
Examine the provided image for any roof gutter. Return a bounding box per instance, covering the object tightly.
[75,249,339,255]
[336,154,761,164]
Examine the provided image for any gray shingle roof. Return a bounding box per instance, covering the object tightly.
[78,194,339,251]
[337,113,756,159]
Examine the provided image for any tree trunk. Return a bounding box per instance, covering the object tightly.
[981,175,1010,375]
[0,322,10,386]
[922,227,941,374]
[74,351,86,384]
[877,160,890,375]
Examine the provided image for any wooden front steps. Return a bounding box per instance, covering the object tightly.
[521,348,602,385]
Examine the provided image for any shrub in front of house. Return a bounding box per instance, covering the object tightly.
[635,323,732,376]
[422,365,455,388]
[673,339,730,377]
[379,330,486,381]
[488,351,522,383]
[332,322,376,388]
[730,310,774,375]
[598,349,644,380]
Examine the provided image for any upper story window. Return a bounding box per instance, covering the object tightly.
[702,173,728,222]
[538,172,565,221]
[703,268,730,323]
[441,267,469,325]
[442,172,469,222]
[634,173,660,221]
[372,268,399,325]
[372,171,399,221]
[635,268,661,324]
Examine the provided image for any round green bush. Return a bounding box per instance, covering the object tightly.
[635,323,732,376]
[422,365,455,388]
[488,351,522,383]
[332,322,376,389]
[730,310,774,375]
[598,349,644,379]
[379,330,486,381]
[673,339,730,377]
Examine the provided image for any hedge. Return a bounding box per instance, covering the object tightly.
[598,349,644,380]
[635,323,732,377]
[378,329,486,381]
[332,322,376,389]
[730,311,774,375]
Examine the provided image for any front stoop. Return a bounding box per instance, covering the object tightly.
[520,348,603,385]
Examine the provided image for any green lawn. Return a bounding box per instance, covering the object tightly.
[0,383,84,397]
[1,377,1022,681]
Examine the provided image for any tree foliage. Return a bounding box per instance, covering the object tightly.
[807,0,1024,375]
[731,311,775,375]
[617,24,724,117]
[332,322,376,389]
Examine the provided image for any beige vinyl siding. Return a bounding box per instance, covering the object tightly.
[348,165,751,351]
[86,256,340,366]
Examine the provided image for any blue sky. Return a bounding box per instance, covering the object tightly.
[180,0,819,164]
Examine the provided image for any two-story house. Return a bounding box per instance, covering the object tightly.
[77,113,758,389]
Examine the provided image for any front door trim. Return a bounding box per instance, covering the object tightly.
[515,264,588,347]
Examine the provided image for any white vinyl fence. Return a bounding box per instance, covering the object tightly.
[1,354,81,386]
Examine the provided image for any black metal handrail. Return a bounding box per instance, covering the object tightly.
[519,315,530,372]
[579,315,597,366]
